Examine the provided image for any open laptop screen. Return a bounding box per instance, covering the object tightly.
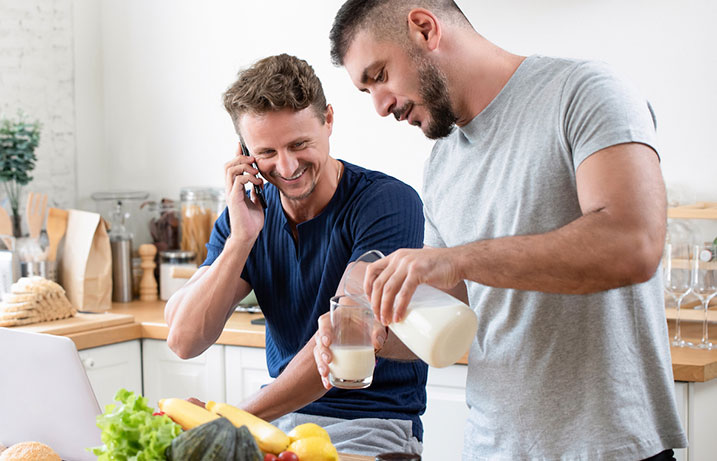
[0,327,101,461]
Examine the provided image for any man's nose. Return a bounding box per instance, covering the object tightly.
[275,151,300,178]
[372,88,396,118]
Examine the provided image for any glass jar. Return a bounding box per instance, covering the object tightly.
[146,198,180,253]
[180,187,217,265]
[159,250,197,301]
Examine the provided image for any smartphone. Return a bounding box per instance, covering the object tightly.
[240,141,267,209]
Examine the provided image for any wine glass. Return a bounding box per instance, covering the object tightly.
[694,244,717,349]
[664,242,696,347]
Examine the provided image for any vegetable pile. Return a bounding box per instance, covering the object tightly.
[90,389,182,460]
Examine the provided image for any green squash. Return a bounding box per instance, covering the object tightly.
[167,417,262,461]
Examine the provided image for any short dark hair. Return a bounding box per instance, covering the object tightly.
[330,0,470,66]
[223,54,328,132]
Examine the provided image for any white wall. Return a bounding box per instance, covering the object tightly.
[0,0,76,216]
[69,0,716,205]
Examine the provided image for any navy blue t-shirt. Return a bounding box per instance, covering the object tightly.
[203,160,428,440]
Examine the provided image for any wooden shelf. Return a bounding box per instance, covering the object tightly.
[668,202,717,220]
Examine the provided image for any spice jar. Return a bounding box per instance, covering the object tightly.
[180,187,217,265]
[159,250,197,301]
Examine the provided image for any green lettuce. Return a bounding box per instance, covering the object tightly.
[89,388,182,460]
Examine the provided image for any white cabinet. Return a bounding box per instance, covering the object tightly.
[677,379,717,461]
[141,339,226,407]
[78,339,142,410]
[225,345,273,405]
[422,364,469,461]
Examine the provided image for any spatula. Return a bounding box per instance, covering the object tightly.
[0,207,13,249]
[26,192,48,240]
[46,207,69,262]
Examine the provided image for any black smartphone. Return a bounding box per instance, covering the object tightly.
[240,141,267,209]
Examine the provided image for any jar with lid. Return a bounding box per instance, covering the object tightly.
[180,187,218,265]
[145,198,180,253]
[159,250,197,301]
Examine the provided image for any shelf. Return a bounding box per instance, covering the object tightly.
[668,202,717,220]
[668,258,717,270]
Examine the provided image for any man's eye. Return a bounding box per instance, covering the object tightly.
[256,150,275,158]
[293,141,307,149]
[375,69,385,82]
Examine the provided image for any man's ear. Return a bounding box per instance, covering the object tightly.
[324,104,334,136]
[407,8,441,52]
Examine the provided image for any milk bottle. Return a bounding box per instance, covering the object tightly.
[345,250,478,368]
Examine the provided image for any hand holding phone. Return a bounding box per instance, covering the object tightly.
[240,142,267,209]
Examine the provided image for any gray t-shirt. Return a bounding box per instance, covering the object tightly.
[422,55,687,460]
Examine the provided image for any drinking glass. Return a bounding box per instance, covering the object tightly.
[664,242,696,347]
[328,295,375,389]
[694,243,717,349]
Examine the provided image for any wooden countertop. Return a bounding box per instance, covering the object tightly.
[14,300,717,382]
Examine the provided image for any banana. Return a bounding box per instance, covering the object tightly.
[158,398,219,430]
[206,401,290,454]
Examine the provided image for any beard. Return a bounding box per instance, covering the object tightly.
[268,163,318,201]
[417,58,458,140]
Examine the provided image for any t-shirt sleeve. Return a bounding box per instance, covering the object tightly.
[423,204,446,248]
[349,179,425,262]
[562,61,659,171]
[201,206,252,286]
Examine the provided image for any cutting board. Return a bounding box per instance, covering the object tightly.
[13,312,135,335]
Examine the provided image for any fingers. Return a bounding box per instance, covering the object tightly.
[314,313,333,390]
[371,320,387,352]
[364,250,422,325]
[185,397,206,408]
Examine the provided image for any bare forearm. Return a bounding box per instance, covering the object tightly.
[165,237,253,358]
[240,340,327,421]
[452,207,665,294]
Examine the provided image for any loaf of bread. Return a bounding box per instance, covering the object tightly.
[0,441,60,461]
[0,277,76,327]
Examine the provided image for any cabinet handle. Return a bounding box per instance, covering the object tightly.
[83,357,95,368]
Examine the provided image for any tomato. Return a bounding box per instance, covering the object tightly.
[152,411,165,416]
[264,454,279,461]
[278,451,299,461]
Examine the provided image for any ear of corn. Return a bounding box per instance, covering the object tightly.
[158,398,220,430]
[205,401,290,454]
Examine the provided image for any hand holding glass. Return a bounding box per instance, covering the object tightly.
[328,295,375,389]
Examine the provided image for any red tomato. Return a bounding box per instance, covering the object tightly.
[264,454,279,461]
[152,411,165,416]
[278,451,299,461]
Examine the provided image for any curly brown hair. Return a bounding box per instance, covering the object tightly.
[223,54,328,133]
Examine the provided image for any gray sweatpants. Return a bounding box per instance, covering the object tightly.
[271,412,422,457]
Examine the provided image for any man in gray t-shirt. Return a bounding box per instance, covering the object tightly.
[313,1,688,460]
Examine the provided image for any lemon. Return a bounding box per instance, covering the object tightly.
[288,422,331,443]
[287,436,338,461]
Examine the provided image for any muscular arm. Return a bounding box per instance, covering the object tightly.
[366,143,667,324]
[165,238,253,359]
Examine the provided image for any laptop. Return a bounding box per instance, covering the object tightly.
[0,327,102,460]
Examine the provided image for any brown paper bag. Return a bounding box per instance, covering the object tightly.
[60,209,112,312]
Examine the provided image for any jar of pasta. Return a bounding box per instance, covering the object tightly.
[180,187,216,265]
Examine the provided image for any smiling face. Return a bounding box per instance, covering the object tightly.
[239,106,333,202]
[344,30,457,139]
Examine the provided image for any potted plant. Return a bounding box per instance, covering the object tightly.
[0,112,41,237]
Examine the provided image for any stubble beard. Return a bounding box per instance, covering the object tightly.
[416,57,458,140]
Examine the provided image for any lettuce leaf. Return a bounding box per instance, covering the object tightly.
[89,388,182,460]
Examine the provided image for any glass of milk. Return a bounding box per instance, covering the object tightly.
[328,294,376,389]
[344,250,478,368]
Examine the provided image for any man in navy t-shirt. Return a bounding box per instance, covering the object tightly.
[165,54,427,456]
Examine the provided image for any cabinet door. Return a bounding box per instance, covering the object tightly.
[673,382,689,461]
[422,364,468,461]
[687,379,717,461]
[225,345,272,405]
[78,339,142,410]
[142,339,225,407]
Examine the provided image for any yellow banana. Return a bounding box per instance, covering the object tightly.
[158,398,219,430]
[206,401,290,454]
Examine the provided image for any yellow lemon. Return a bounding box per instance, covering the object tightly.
[287,436,338,461]
[287,422,331,443]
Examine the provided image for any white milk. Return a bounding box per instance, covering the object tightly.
[388,285,478,368]
[329,345,375,380]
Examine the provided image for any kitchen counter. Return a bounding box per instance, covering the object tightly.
[14,300,717,382]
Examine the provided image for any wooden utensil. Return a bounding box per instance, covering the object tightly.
[26,192,48,240]
[46,208,69,261]
[0,206,13,249]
